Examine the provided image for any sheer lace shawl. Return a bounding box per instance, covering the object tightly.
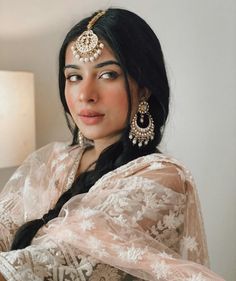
[0,142,224,280]
[0,142,80,251]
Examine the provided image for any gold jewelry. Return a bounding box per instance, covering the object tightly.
[78,130,84,147]
[129,100,155,147]
[71,10,106,63]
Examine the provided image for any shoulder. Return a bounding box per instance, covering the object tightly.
[127,153,195,194]
[143,153,193,175]
[34,141,71,155]
[23,141,81,162]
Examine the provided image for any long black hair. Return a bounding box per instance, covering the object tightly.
[11,8,170,250]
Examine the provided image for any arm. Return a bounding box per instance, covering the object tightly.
[24,156,222,280]
[135,161,210,266]
[0,142,71,252]
[0,167,28,251]
[0,155,224,280]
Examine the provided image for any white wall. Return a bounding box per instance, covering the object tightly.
[0,1,235,280]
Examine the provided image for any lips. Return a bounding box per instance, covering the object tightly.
[78,109,104,125]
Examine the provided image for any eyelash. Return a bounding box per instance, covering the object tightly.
[66,74,82,82]
[65,71,119,82]
[99,71,119,79]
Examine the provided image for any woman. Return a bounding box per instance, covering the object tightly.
[0,8,224,281]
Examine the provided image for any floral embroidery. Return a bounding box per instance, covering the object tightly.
[87,236,108,258]
[0,142,213,280]
[87,236,102,248]
[148,162,163,170]
[158,251,174,259]
[151,260,171,279]
[185,273,207,281]
[117,245,146,263]
[143,191,159,209]
[79,219,95,232]
[147,205,185,252]
[181,236,198,252]
[163,210,184,229]
[97,191,130,213]
[80,207,98,218]
[113,215,128,225]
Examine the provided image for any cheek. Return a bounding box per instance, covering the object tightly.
[65,87,75,112]
[109,93,129,117]
[65,94,73,110]
[118,97,129,111]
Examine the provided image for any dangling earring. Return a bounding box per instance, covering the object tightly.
[78,130,84,147]
[129,100,154,147]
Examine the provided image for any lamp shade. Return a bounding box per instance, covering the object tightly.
[0,71,36,168]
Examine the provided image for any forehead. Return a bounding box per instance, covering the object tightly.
[65,40,117,66]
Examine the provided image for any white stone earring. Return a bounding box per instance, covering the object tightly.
[129,100,154,147]
[78,130,84,147]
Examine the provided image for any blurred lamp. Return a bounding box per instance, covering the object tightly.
[0,71,36,168]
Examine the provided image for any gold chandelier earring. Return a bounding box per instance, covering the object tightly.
[129,100,155,147]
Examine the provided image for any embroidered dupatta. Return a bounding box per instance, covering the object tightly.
[0,142,224,280]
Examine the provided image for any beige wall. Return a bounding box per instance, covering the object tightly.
[0,1,235,280]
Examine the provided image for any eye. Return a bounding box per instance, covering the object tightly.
[100,71,119,80]
[66,74,82,82]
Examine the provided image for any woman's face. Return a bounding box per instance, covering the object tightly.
[64,41,142,145]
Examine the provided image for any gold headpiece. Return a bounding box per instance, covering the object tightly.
[71,10,106,63]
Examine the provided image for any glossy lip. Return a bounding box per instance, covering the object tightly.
[78,109,105,125]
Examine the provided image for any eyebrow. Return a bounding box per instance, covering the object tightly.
[64,60,121,71]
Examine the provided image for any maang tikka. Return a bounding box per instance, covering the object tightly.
[71,10,106,63]
[129,100,155,147]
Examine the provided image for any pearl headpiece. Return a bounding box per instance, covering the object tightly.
[71,10,106,63]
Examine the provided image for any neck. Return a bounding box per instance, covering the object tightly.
[92,135,121,158]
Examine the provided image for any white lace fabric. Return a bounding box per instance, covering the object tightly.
[0,142,224,280]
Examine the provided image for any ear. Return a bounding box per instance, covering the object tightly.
[139,87,151,101]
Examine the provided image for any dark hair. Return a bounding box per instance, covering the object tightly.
[11,8,170,250]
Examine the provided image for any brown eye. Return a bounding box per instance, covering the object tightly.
[66,74,82,82]
[100,71,119,79]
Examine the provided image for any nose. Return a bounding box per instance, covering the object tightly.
[78,78,98,104]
